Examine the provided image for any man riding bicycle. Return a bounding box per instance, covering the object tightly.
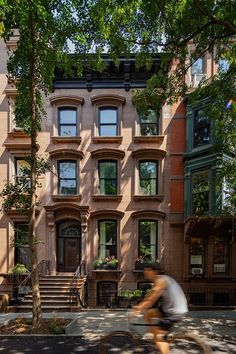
[132,263,188,354]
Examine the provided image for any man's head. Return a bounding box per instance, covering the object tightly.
[143,263,162,281]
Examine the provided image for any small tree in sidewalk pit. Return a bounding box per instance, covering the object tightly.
[0,0,92,329]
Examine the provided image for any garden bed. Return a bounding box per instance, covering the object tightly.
[0,317,71,334]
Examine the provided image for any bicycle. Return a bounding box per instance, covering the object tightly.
[99,311,213,353]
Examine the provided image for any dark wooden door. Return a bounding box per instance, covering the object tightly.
[64,238,80,272]
[57,220,81,272]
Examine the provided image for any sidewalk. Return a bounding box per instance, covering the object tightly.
[0,310,235,353]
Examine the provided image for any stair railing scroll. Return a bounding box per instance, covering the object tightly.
[70,260,87,308]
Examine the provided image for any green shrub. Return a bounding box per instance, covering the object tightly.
[48,318,65,335]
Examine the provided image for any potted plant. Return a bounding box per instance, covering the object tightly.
[9,263,29,284]
[106,256,119,269]
[135,256,160,270]
[93,258,103,269]
[93,256,119,270]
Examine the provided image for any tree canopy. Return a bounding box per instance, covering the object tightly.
[85,0,236,211]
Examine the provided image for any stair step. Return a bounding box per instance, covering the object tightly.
[22,300,71,305]
[24,295,71,300]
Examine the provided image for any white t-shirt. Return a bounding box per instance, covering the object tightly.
[158,275,188,320]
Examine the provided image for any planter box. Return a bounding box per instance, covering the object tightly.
[94,264,118,270]
[135,262,152,270]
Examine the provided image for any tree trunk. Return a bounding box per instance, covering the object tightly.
[28,3,42,329]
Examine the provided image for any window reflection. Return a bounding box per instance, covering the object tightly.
[99,108,118,136]
[193,108,211,148]
[140,110,159,135]
[192,170,210,214]
[99,220,117,258]
[139,161,158,195]
[98,161,117,195]
[59,108,77,136]
[58,160,77,195]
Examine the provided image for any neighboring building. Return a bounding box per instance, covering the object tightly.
[0,33,235,308]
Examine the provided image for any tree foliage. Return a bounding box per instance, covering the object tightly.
[0,0,92,328]
[85,0,236,211]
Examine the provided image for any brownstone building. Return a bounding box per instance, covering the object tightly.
[0,34,235,309]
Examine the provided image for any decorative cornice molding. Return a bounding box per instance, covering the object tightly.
[131,209,166,219]
[48,148,84,160]
[131,148,166,159]
[90,148,125,159]
[45,203,89,214]
[49,95,84,105]
[90,209,124,219]
[91,94,126,106]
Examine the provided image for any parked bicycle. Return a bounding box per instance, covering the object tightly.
[99,311,213,353]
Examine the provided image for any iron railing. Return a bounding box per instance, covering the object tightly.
[70,260,87,308]
[17,260,50,300]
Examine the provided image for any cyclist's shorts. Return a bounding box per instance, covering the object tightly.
[154,318,179,331]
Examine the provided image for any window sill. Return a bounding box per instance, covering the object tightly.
[51,136,81,144]
[8,131,29,138]
[51,195,82,202]
[93,195,122,202]
[133,195,164,202]
[133,135,164,144]
[92,136,123,144]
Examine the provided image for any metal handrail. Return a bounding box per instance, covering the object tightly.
[70,260,87,308]
[17,260,50,297]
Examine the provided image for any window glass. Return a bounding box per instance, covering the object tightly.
[191,57,204,75]
[139,161,158,195]
[99,220,117,258]
[213,235,228,273]
[192,170,210,214]
[139,220,157,262]
[140,110,159,135]
[99,161,117,195]
[15,158,31,189]
[218,59,229,73]
[193,108,211,148]
[14,223,30,270]
[190,237,204,274]
[58,161,77,195]
[99,108,118,136]
[59,108,77,136]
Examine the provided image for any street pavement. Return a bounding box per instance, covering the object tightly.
[0,310,235,353]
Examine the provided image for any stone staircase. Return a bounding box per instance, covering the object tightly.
[16,275,86,312]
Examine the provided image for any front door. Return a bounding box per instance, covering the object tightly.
[57,220,81,272]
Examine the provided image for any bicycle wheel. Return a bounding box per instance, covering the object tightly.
[99,331,144,353]
[170,332,212,353]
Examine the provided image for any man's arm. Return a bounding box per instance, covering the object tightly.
[133,277,167,312]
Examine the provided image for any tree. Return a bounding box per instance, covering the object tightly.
[85,0,236,210]
[0,0,91,329]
